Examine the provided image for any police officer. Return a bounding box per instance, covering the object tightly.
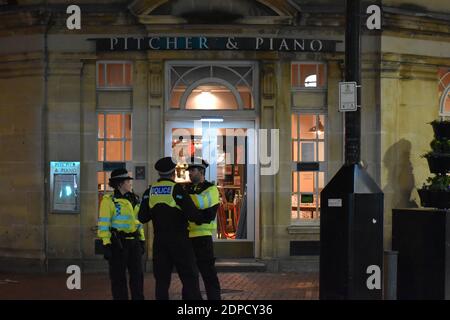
[97,168,145,300]
[138,157,214,300]
[186,158,222,300]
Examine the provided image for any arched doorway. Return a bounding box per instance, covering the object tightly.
[165,61,259,258]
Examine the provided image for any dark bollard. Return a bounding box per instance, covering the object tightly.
[383,250,398,300]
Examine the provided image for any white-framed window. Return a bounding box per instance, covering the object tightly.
[291,113,327,223]
[97,111,132,203]
[291,62,326,90]
[96,61,133,89]
[97,112,132,162]
[167,61,258,110]
[439,68,450,117]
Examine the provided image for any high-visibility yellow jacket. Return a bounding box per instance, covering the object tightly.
[138,179,209,238]
[187,181,220,238]
[97,191,145,245]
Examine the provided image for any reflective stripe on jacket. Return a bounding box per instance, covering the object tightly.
[188,183,220,238]
[97,194,145,245]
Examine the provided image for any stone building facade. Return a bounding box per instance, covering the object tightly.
[0,0,449,272]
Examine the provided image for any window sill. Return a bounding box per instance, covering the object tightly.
[96,87,133,92]
[291,88,327,93]
[287,224,320,235]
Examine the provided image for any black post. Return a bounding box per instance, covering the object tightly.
[319,0,384,300]
[345,0,361,164]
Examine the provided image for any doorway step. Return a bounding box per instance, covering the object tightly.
[215,259,267,272]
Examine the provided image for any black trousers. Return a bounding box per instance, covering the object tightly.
[108,238,144,300]
[153,236,202,300]
[191,236,221,300]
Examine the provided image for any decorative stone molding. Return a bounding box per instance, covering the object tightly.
[148,61,163,98]
[129,0,297,25]
[380,54,441,81]
[262,62,276,100]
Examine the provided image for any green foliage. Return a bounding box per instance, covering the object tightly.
[422,174,450,191]
[430,138,450,154]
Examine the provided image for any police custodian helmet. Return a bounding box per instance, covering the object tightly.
[109,168,133,182]
[155,157,177,174]
[187,157,209,170]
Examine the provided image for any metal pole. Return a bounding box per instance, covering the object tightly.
[344,0,361,164]
[383,251,398,300]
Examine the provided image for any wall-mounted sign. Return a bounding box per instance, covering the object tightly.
[339,81,358,112]
[91,36,341,53]
[135,166,146,180]
[50,162,80,214]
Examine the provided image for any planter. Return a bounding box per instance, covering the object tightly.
[431,121,450,140]
[393,208,450,300]
[418,189,450,209]
[425,154,450,174]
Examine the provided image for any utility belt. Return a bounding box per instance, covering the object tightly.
[111,229,140,250]
[111,228,139,239]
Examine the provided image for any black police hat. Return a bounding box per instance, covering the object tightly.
[155,157,177,174]
[109,168,133,182]
[187,157,209,170]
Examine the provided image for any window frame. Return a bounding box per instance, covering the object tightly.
[97,111,133,163]
[440,85,450,117]
[96,61,133,91]
[96,111,133,202]
[291,61,327,91]
[165,60,259,111]
[291,112,328,226]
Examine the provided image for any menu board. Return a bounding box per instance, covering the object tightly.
[50,162,80,213]
[53,174,78,211]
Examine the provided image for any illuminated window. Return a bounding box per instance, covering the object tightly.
[291,62,326,89]
[97,113,132,162]
[168,62,256,110]
[97,171,112,204]
[97,62,132,89]
[439,68,450,116]
[291,114,326,223]
[97,112,132,203]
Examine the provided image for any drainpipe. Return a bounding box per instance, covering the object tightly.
[79,62,84,269]
[42,7,53,273]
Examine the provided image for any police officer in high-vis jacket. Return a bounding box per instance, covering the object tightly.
[187,157,222,300]
[97,168,145,300]
[138,157,214,300]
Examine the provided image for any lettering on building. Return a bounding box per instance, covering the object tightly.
[91,37,340,52]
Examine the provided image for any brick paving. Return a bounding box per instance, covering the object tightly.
[0,272,319,300]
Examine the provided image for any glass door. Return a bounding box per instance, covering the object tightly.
[165,120,255,242]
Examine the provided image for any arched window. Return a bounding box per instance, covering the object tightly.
[439,69,450,117]
[168,62,257,110]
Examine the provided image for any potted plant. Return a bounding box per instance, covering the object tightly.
[431,119,450,140]
[422,138,450,173]
[418,120,450,209]
[418,175,450,209]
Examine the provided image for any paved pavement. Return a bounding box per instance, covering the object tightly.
[0,272,319,300]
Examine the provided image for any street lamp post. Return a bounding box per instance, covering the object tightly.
[319,0,384,300]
